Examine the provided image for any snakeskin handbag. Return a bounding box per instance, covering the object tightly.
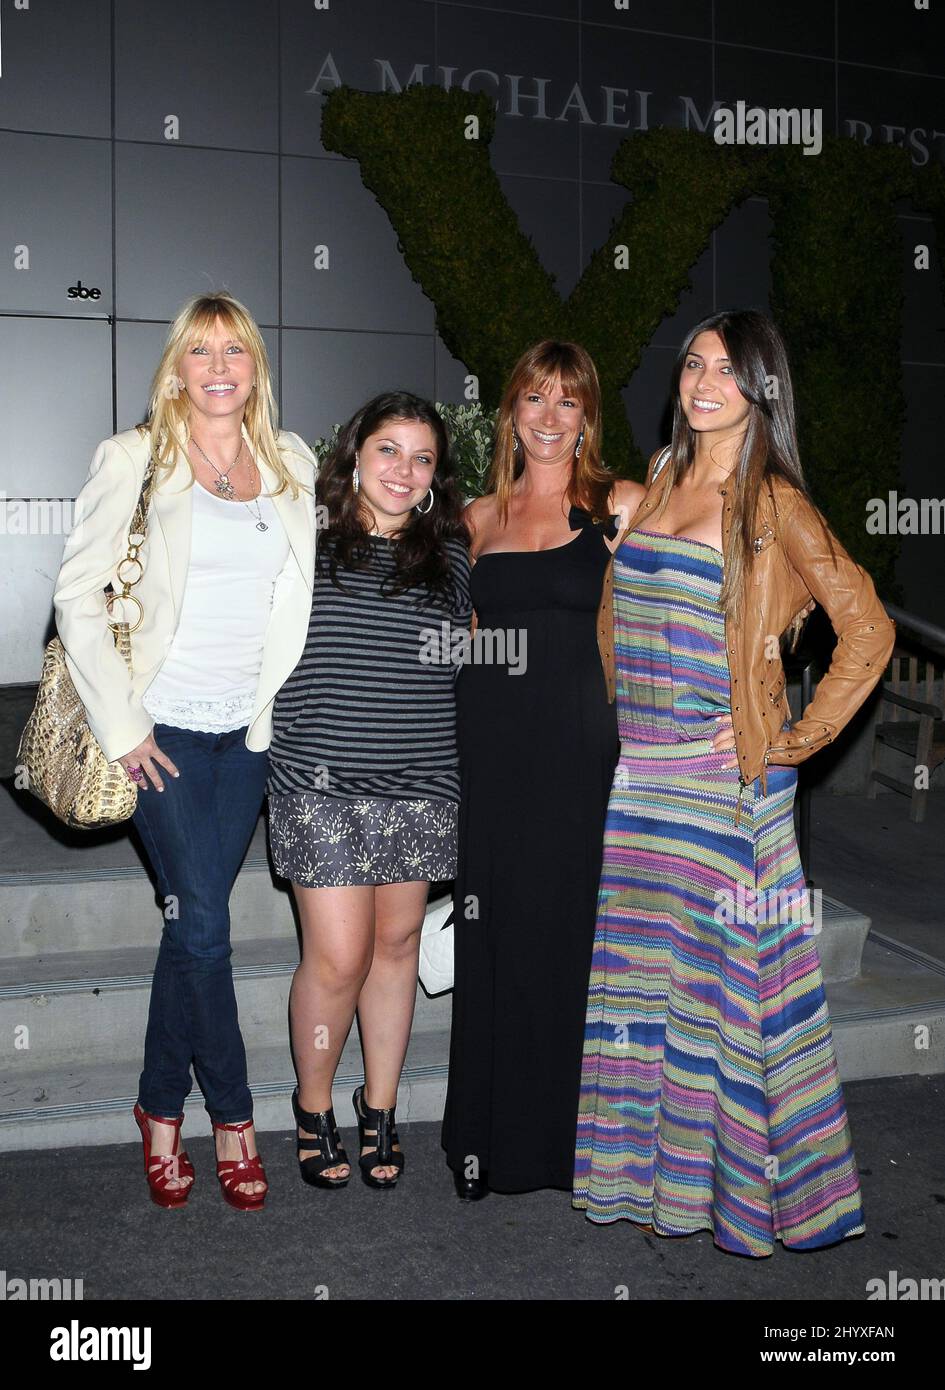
[16,459,155,829]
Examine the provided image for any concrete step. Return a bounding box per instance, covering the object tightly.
[826,931,945,1081]
[0,1032,450,1154]
[1,793,451,960]
[0,891,870,1068]
[0,815,301,958]
[0,937,451,1068]
[810,892,871,982]
[1,832,873,986]
[3,930,944,1152]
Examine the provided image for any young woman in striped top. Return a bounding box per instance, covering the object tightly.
[267,391,471,1189]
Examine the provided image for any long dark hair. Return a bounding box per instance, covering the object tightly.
[316,391,468,599]
[658,309,832,620]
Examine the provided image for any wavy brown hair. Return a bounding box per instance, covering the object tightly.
[489,340,614,524]
[316,391,468,600]
[656,309,833,625]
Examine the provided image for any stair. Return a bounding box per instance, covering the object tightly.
[0,793,453,1151]
[824,932,945,1081]
[2,784,944,1152]
[0,920,454,1153]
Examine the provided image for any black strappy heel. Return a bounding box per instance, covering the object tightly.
[291,1087,350,1189]
[352,1084,405,1189]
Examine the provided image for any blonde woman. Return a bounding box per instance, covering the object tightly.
[54,292,318,1210]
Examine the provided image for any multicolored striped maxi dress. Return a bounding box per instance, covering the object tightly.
[573,528,865,1256]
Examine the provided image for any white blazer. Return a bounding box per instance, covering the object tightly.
[54,422,318,763]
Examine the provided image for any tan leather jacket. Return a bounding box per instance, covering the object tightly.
[597,455,896,798]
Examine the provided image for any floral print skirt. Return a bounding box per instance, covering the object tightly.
[268,791,458,887]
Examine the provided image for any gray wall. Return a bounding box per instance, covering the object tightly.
[2,0,944,681]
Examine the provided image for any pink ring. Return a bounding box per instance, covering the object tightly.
[127,765,144,783]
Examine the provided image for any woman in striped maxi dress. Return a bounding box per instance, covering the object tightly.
[574,310,891,1256]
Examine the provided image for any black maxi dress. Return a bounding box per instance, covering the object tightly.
[441,506,620,1191]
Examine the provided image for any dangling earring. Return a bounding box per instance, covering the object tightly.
[353,453,360,494]
[416,487,434,515]
[575,427,585,460]
[511,432,520,453]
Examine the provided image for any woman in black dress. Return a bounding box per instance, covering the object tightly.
[442,340,639,1197]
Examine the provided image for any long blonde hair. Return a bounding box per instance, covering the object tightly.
[136,291,301,497]
[489,340,613,525]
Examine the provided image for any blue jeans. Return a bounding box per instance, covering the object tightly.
[133,723,269,1124]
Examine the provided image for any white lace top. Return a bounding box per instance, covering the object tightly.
[142,483,290,734]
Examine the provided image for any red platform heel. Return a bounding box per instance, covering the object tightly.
[133,1102,194,1209]
[212,1119,268,1211]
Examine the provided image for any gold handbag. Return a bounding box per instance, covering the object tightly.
[16,459,156,829]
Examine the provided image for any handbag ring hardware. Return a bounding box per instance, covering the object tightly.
[116,554,144,587]
[105,591,144,634]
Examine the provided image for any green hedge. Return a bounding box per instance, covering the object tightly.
[322,84,944,594]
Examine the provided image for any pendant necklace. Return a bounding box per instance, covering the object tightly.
[242,462,269,532]
[190,435,243,499]
[190,435,269,531]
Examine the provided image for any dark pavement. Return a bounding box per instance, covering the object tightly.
[1,1073,942,1301]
